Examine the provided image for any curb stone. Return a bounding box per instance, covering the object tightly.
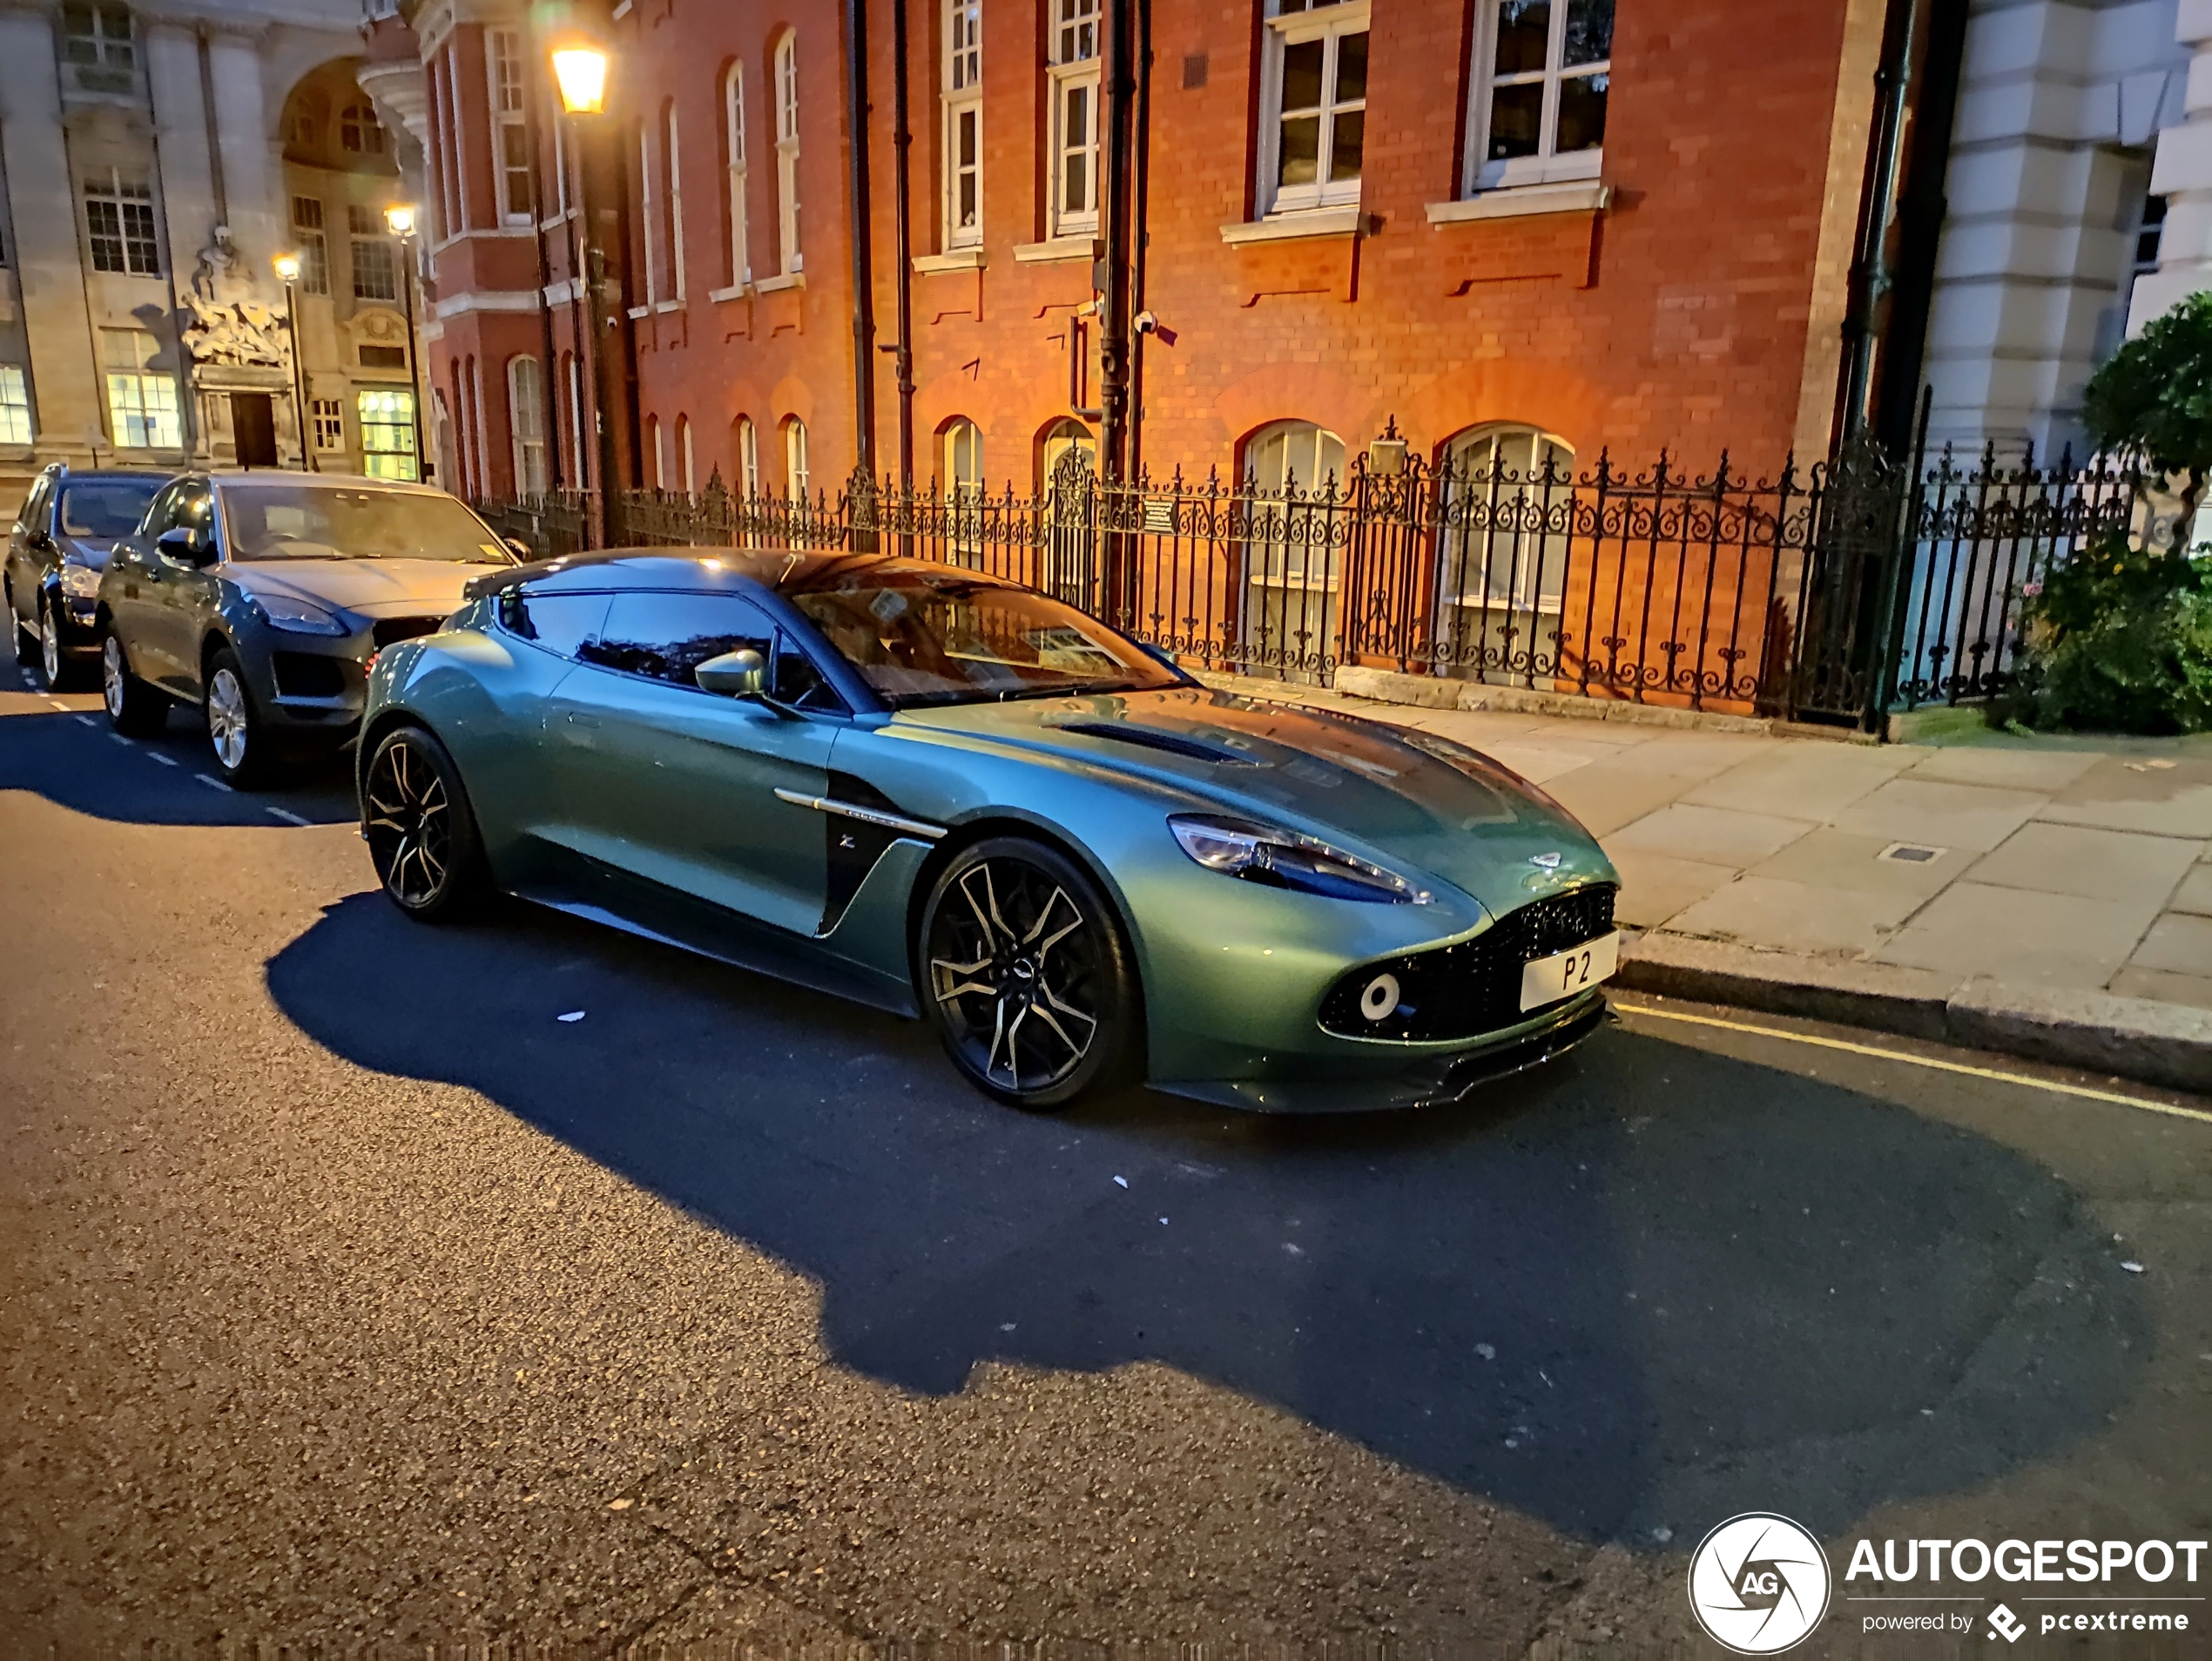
[1616,932,2212,1097]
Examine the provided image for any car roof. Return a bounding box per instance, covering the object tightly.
[202,470,454,496]
[504,545,1022,598]
[48,468,172,484]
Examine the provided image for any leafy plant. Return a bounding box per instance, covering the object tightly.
[2080,289,2212,533]
[2006,530,2212,733]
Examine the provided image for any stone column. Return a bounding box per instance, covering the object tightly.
[204,23,280,294]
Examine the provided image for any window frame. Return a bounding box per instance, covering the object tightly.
[1256,0,1370,219]
[784,415,809,497]
[942,0,982,250]
[0,364,34,447]
[358,387,421,482]
[664,98,686,303]
[1435,422,1576,614]
[290,196,330,295]
[101,328,180,451]
[63,2,135,72]
[724,61,752,287]
[774,32,802,275]
[1462,0,1611,196]
[348,205,399,301]
[1046,0,1101,238]
[83,168,160,277]
[507,355,548,495]
[487,28,534,226]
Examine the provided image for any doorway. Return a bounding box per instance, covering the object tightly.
[231,393,278,468]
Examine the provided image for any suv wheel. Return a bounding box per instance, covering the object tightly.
[205,647,272,787]
[101,631,168,736]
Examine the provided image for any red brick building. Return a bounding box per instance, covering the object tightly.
[401,0,1891,511]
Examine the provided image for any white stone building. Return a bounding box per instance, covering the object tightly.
[0,0,429,516]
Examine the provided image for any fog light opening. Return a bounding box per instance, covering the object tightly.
[1359,972,1401,1023]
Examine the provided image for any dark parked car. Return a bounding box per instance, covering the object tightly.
[5,464,172,689]
[97,472,523,785]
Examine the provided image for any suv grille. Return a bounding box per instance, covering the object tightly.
[1319,883,1618,1042]
[371,615,447,648]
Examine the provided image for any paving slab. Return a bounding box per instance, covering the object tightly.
[1959,822,2205,907]
[2128,911,2212,979]
[1897,745,2107,792]
[1680,741,1916,820]
[2169,863,2212,917]
[1745,828,1961,899]
[1593,730,1775,780]
[2109,964,2212,1012]
[1606,802,1817,868]
[1873,882,2163,990]
[1607,849,1738,929]
[1476,741,1596,786]
[1829,778,2049,854]
[1541,767,1703,838]
[2035,755,2212,838]
[1660,874,1924,957]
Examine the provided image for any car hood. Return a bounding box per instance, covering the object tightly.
[896,686,1616,919]
[60,536,119,571]
[228,558,510,620]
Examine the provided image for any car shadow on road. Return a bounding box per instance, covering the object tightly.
[266,890,2149,1547]
[0,705,355,826]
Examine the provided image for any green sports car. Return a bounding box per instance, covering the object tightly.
[355,548,1622,1111]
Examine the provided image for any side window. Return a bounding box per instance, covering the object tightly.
[773,630,844,711]
[138,482,182,540]
[498,589,610,658]
[581,590,778,687]
[175,485,215,551]
[18,476,51,534]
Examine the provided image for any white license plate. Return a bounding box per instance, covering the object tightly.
[1519,930,1621,1012]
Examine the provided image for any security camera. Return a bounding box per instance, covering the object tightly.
[1134,310,1159,334]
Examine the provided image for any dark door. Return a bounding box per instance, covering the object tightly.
[230,394,278,468]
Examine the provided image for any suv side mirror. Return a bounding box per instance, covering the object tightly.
[157,526,216,568]
[503,537,533,561]
[695,647,766,697]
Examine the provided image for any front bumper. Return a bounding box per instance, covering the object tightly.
[1151,989,1611,1113]
[49,595,103,658]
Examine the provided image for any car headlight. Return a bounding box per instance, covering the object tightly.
[1169,814,1430,904]
[60,564,102,601]
[249,592,348,636]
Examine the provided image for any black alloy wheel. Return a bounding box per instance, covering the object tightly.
[920,836,1138,1109]
[100,630,169,736]
[362,725,487,922]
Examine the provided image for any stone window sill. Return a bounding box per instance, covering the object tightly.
[754,271,805,293]
[706,281,752,302]
[1219,206,1364,246]
[1012,236,1099,264]
[914,249,987,273]
[1425,183,1611,226]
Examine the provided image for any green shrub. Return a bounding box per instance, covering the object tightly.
[2007,531,2212,733]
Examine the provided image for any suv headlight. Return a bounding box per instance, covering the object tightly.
[1169,814,1430,904]
[249,591,348,636]
[60,564,101,601]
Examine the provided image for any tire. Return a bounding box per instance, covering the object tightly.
[918,836,1140,1110]
[37,595,84,692]
[204,646,277,787]
[100,629,169,737]
[10,587,36,673]
[361,724,489,922]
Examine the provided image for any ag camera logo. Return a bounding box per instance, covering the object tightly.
[1687,1513,1832,1654]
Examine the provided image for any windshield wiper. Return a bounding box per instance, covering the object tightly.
[995,678,1143,703]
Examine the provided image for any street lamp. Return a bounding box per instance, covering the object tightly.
[272,251,314,472]
[384,202,427,484]
[552,38,618,544]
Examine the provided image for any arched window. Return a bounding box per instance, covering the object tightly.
[1239,420,1346,682]
[664,98,686,303]
[723,62,751,286]
[733,415,759,497]
[941,415,985,564]
[466,354,487,498]
[341,99,386,155]
[1038,416,1094,490]
[942,0,982,248]
[782,415,809,496]
[636,118,660,306]
[677,414,695,496]
[647,414,664,490]
[1437,423,1575,622]
[773,32,801,275]
[507,355,547,495]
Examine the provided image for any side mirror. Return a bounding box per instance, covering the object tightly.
[157,526,215,568]
[503,537,533,562]
[695,647,766,697]
[1140,641,1179,670]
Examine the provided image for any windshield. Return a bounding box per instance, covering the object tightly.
[60,479,161,541]
[787,567,1184,708]
[219,485,513,564]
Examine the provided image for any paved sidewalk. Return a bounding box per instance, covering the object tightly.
[1212,675,2212,1087]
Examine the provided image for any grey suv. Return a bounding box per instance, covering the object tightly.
[98,471,523,786]
[5,464,172,689]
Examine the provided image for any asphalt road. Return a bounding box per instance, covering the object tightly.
[2,643,2208,1657]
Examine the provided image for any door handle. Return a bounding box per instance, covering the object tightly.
[565,711,600,728]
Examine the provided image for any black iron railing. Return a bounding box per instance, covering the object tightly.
[473,430,2139,730]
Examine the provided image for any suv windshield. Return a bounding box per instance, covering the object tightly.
[60,478,162,541]
[786,565,1183,707]
[219,484,513,564]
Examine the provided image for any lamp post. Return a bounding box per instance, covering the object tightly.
[384,203,427,483]
[272,251,314,472]
[551,40,617,546]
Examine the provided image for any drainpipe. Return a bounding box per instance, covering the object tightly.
[845,0,879,496]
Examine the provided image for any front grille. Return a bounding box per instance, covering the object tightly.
[371,615,447,648]
[273,652,347,699]
[1319,883,1617,1042]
